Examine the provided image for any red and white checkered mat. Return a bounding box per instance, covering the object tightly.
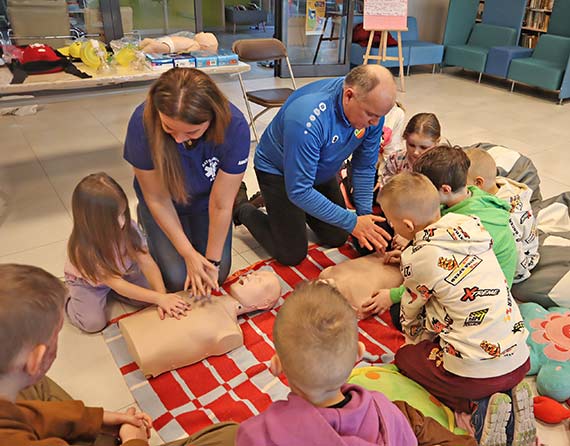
[103,244,404,442]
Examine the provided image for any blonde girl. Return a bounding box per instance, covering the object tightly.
[377,113,441,190]
[65,173,190,333]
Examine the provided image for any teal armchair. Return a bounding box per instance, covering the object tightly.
[444,23,518,81]
[508,34,570,103]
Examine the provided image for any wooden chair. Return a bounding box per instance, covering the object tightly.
[232,38,297,142]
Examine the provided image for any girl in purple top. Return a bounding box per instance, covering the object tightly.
[124,68,250,295]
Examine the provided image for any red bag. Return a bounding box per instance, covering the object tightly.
[352,23,398,48]
[7,43,91,84]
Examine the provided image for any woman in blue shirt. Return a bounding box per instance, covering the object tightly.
[124,68,250,296]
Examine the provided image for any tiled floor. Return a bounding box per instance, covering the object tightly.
[1,68,570,444]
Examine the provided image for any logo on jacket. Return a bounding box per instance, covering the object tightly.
[447,226,471,241]
[512,321,525,333]
[480,341,517,359]
[416,284,435,300]
[438,256,458,271]
[464,308,489,326]
[402,264,412,278]
[423,228,436,241]
[520,210,533,224]
[510,195,523,212]
[202,157,220,182]
[354,128,365,139]
[444,255,483,286]
[460,287,500,302]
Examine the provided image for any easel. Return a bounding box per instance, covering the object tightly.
[363,28,407,92]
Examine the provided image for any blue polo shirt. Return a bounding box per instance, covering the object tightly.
[124,102,250,215]
[254,77,384,233]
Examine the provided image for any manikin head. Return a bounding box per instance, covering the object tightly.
[270,281,365,407]
[465,148,499,194]
[379,172,441,240]
[229,270,281,314]
[413,144,471,207]
[342,65,397,130]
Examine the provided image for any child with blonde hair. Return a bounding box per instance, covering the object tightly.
[465,148,539,283]
[65,172,190,333]
[236,280,478,446]
[378,172,535,446]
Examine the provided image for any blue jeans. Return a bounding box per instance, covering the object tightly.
[137,200,233,292]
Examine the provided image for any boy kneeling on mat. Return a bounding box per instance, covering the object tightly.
[378,172,536,446]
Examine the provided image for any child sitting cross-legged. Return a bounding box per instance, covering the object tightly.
[236,280,478,446]
[378,172,536,446]
[465,148,540,283]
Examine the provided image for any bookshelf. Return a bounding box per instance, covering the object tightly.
[477,0,555,48]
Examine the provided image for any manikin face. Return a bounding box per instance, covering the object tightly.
[158,112,210,144]
[229,270,281,312]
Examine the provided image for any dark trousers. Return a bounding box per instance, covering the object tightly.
[237,169,349,265]
[138,200,232,292]
[395,341,531,413]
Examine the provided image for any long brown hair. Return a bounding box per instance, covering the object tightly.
[143,68,232,204]
[68,173,146,284]
[403,112,441,141]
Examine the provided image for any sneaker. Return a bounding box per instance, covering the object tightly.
[232,181,249,226]
[508,381,537,446]
[471,393,512,446]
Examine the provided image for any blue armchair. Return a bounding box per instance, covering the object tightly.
[350,16,443,74]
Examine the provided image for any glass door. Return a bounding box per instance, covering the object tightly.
[276,0,354,77]
[120,0,197,36]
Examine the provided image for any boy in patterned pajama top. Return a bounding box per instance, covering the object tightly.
[378,172,536,446]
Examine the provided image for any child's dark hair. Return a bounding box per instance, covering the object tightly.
[413,144,470,192]
[403,112,441,141]
[68,172,146,284]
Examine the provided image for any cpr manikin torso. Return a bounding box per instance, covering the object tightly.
[120,270,281,377]
[319,253,403,316]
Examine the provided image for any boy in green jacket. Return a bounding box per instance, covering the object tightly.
[361,144,517,321]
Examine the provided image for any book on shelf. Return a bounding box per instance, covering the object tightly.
[523,9,551,31]
[527,0,554,10]
[521,33,539,48]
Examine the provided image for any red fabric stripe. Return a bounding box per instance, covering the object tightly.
[206,392,255,423]
[294,255,324,279]
[149,372,190,410]
[153,412,174,431]
[241,321,275,363]
[269,262,304,288]
[308,249,337,269]
[120,362,139,375]
[176,410,215,435]
[338,243,359,259]
[178,361,220,398]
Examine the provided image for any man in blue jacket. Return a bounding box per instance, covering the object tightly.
[234,65,396,265]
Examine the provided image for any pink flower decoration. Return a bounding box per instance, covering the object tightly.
[530,313,570,362]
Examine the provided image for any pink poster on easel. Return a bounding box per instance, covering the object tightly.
[363,0,408,30]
